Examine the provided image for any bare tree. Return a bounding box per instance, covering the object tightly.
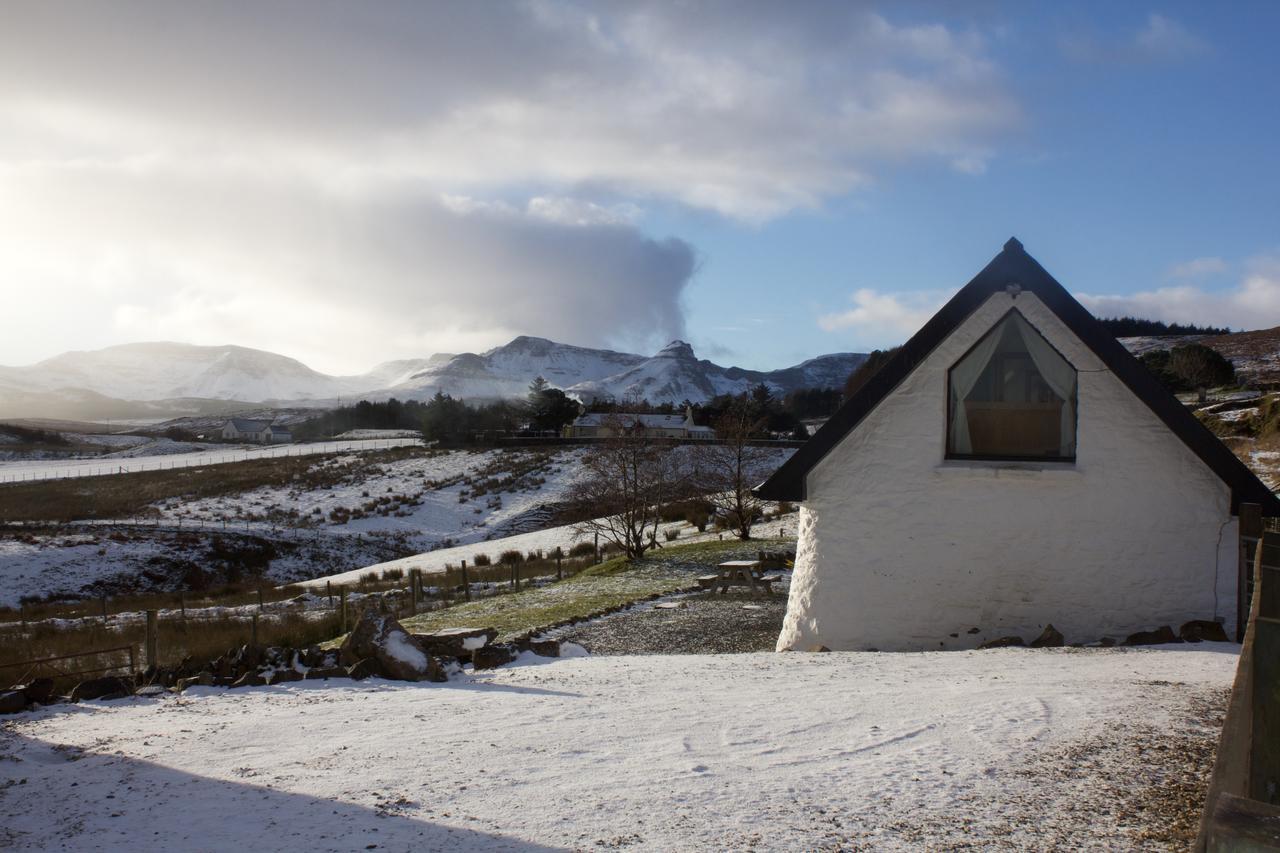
[696,401,775,540]
[572,416,685,559]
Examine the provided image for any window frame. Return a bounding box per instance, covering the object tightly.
[944,308,1079,464]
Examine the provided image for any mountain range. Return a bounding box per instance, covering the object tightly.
[0,338,867,420]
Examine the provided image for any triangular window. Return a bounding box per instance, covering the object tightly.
[947,311,1077,460]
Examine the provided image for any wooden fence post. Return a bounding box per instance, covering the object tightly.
[340,587,348,633]
[594,532,600,564]
[514,561,520,592]
[410,569,420,614]
[145,609,158,669]
[1240,502,1263,643]
[251,613,259,647]
[556,551,563,581]
[462,560,471,601]
[257,587,265,611]
[326,580,333,607]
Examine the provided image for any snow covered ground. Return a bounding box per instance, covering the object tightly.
[0,437,421,484]
[0,646,1233,851]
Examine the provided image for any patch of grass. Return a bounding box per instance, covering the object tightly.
[397,539,786,642]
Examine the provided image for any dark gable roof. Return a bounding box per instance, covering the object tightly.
[756,237,1280,515]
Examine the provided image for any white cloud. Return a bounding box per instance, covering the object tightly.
[0,2,1020,370]
[1168,256,1229,279]
[1061,13,1208,65]
[1080,258,1280,332]
[818,288,953,339]
[1135,13,1209,61]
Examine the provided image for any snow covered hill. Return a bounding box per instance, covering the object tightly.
[567,341,865,403]
[0,337,865,417]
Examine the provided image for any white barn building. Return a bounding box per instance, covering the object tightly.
[757,238,1279,652]
[220,418,291,444]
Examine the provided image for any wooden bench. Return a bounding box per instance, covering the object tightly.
[696,575,720,590]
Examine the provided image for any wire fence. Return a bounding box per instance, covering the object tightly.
[0,437,422,484]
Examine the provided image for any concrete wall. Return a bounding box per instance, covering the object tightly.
[780,290,1238,652]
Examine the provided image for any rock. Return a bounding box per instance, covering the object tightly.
[347,658,384,680]
[341,610,443,682]
[1030,624,1065,648]
[413,627,498,662]
[1099,637,1117,647]
[70,676,134,702]
[175,672,215,691]
[0,690,27,714]
[978,636,1025,649]
[17,678,54,706]
[1123,626,1179,646]
[472,644,518,670]
[967,627,980,634]
[230,671,266,688]
[807,645,831,653]
[1179,620,1229,643]
[529,640,561,658]
[268,669,304,684]
[300,646,326,668]
[233,644,265,671]
[304,666,349,681]
[135,684,166,697]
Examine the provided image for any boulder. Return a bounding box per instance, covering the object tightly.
[70,676,134,702]
[978,636,1025,649]
[413,627,498,662]
[300,646,326,668]
[1099,637,1117,647]
[175,672,215,691]
[269,669,304,684]
[17,678,54,706]
[347,658,384,681]
[529,640,561,658]
[807,645,831,653]
[1123,626,1179,646]
[304,666,349,681]
[1030,624,1065,648]
[1179,620,1230,643]
[230,671,266,689]
[135,685,166,697]
[0,690,27,714]
[341,610,444,682]
[472,644,518,670]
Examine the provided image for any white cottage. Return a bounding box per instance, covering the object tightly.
[757,238,1279,652]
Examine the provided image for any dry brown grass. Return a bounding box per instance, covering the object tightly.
[0,446,430,523]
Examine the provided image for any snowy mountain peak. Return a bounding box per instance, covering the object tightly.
[655,340,697,360]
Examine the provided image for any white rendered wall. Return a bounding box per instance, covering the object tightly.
[780,291,1239,652]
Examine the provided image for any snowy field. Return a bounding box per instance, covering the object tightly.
[0,437,421,483]
[0,445,796,604]
[0,646,1232,851]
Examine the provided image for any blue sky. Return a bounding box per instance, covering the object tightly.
[667,3,1280,367]
[1,2,1277,375]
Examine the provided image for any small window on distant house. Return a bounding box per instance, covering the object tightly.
[947,311,1077,460]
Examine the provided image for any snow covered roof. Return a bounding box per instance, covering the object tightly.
[573,413,689,430]
[227,418,270,432]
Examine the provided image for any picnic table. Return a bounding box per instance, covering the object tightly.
[705,559,773,595]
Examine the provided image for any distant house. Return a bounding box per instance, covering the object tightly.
[565,406,715,440]
[757,238,1280,652]
[221,418,291,444]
